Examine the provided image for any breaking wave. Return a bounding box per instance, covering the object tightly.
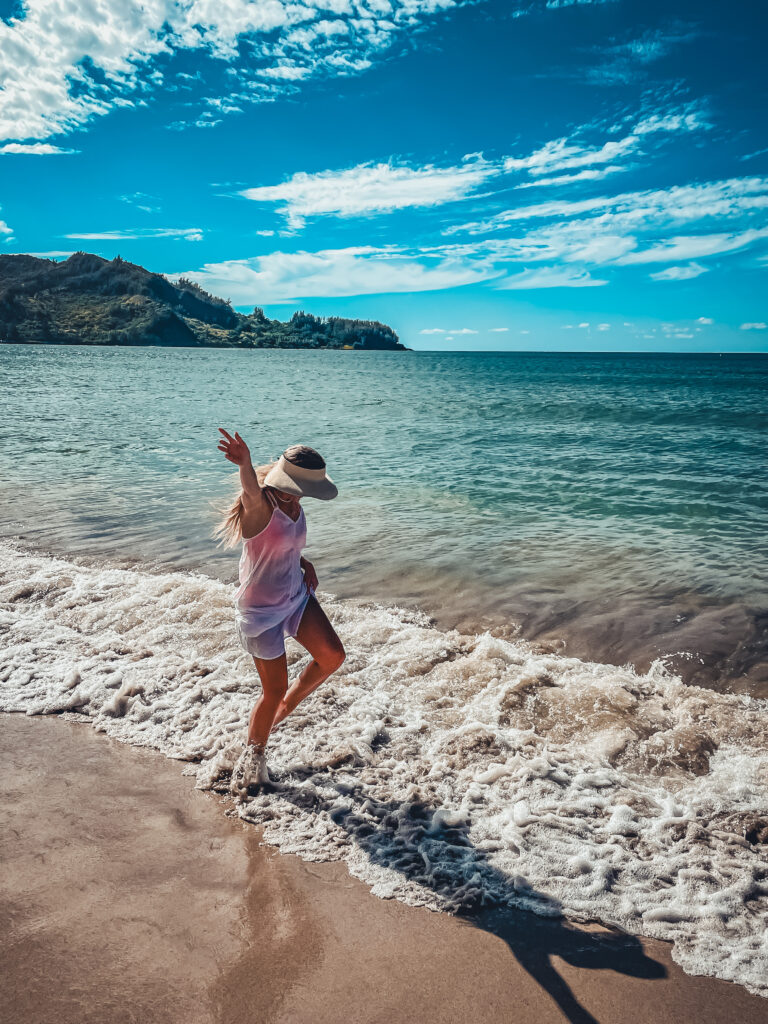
[1,538,766,995]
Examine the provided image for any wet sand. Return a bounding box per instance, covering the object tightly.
[2,713,766,1024]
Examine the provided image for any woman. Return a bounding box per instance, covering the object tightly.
[214,428,345,797]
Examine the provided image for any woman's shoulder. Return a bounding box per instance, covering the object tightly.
[240,503,275,542]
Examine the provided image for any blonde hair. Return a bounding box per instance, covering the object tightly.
[211,462,273,549]
[211,444,327,549]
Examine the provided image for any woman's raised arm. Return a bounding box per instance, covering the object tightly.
[217,428,264,505]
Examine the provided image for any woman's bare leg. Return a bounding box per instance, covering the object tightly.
[272,596,345,727]
[248,654,289,747]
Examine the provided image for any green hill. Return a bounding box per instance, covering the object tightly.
[0,252,407,351]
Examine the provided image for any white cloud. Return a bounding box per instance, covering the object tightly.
[14,249,74,257]
[449,176,768,237]
[240,157,495,228]
[696,316,714,324]
[578,322,590,328]
[257,63,313,81]
[597,323,611,330]
[620,228,768,265]
[513,0,617,12]
[489,327,509,332]
[586,28,701,86]
[0,1,470,144]
[740,322,767,330]
[0,218,13,236]
[174,244,499,303]
[428,224,635,268]
[545,0,616,8]
[495,267,608,289]
[516,165,624,189]
[502,105,705,187]
[433,174,768,284]
[650,262,709,281]
[167,153,768,301]
[65,227,203,241]
[120,192,161,213]
[239,102,710,230]
[0,142,77,154]
[505,135,636,177]
[419,326,478,336]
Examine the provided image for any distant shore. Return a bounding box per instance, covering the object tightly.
[0,338,410,350]
[0,252,408,350]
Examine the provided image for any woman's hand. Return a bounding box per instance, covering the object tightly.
[217,428,251,467]
[300,557,318,594]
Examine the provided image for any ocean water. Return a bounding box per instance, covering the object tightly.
[1,346,767,691]
[1,345,767,994]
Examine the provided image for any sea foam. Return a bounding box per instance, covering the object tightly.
[1,538,766,995]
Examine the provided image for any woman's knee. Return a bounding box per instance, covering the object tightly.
[319,641,345,674]
[258,689,286,715]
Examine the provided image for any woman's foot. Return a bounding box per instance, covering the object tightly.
[229,741,270,798]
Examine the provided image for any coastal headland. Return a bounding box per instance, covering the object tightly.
[0,252,407,350]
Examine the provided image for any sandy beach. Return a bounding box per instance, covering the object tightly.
[2,713,765,1024]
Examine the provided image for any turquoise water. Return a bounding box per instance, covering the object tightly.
[2,345,766,692]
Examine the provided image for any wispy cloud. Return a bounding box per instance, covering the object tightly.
[502,106,706,188]
[618,227,768,264]
[494,266,608,289]
[174,245,500,304]
[449,176,768,237]
[544,0,616,8]
[740,322,767,330]
[419,326,479,335]
[516,165,624,188]
[504,134,636,177]
[239,103,710,232]
[586,25,699,85]
[0,142,77,155]
[120,192,161,214]
[512,0,618,16]
[650,263,709,281]
[15,250,74,258]
[65,227,203,241]
[178,164,768,299]
[0,1,472,144]
[437,176,768,283]
[240,156,496,229]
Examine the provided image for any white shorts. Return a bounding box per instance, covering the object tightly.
[236,592,311,660]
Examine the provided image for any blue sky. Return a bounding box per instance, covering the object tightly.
[1,0,766,351]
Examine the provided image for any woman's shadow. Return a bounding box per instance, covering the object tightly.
[265,771,666,1024]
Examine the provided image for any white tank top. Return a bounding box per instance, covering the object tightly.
[234,489,308,637]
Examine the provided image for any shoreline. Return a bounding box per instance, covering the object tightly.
[1,529,766,696]
[3,712,767,1024]
[2,535,767,998]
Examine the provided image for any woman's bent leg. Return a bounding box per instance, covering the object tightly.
[248,653,289,746]
[272,596,345,726]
